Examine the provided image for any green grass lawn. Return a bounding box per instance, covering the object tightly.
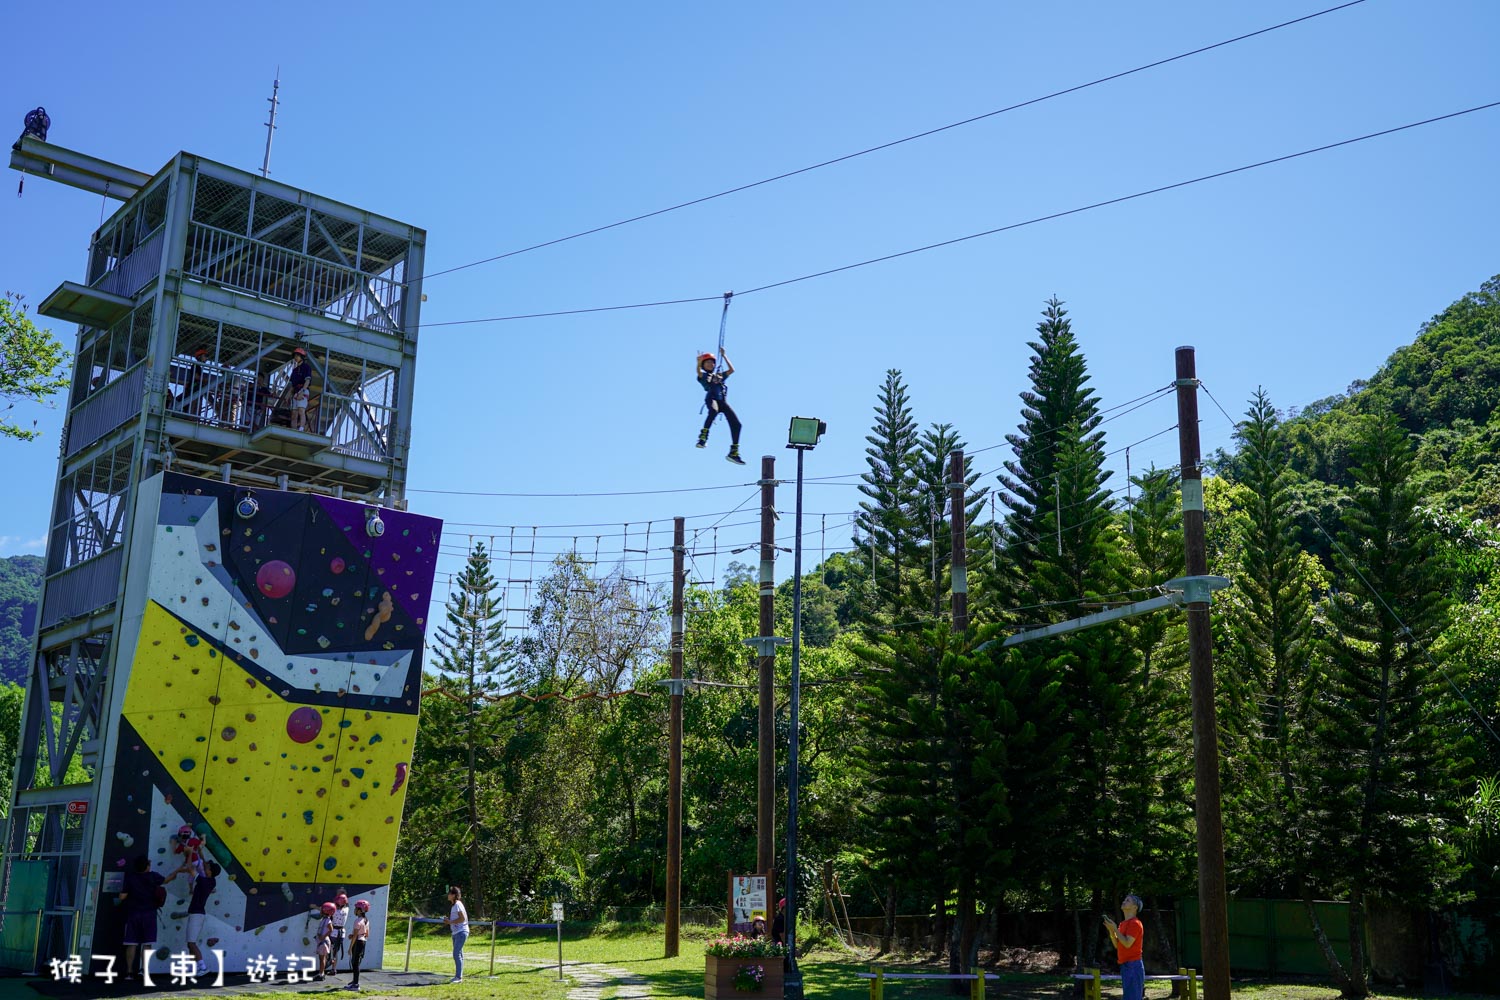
[337,920,1499,1000]
[28,921,1482,1000]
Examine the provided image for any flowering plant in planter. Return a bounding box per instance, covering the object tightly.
[704,934,788,958]
[733,964,766,991]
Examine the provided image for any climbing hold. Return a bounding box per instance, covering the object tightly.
[256,561,296,599]
[286,707,322,744]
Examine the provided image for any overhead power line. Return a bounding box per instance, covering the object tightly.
[418,100,1500,328]
[414,0,1372,283]
[409,480,758,498]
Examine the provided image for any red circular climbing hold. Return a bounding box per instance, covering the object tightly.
[286,707,322,744]
[330,557,346,574]
[256,561,297,599]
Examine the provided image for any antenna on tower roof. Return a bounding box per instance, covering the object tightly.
[261,70,280,178]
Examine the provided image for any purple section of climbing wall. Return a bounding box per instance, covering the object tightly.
[314,495,441,625]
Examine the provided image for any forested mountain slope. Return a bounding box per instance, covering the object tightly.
[1275,274,1500,516]
[0,555,41,684]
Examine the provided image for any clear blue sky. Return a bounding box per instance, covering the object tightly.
[3,0,1497,616]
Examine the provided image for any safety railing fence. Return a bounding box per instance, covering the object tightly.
[92,228,165,300]
[397,915,563,979]
[324,390,395,461]
[166,360,395,461]
[184,223,404,334]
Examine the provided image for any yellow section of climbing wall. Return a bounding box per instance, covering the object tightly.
[122,601,415,884]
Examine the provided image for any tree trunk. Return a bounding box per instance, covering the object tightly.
[1299,878,1355,996]
[1089,885,1103,968]
[932,897,949,962]
[1072,905,1085,973]
[1345,890,1370,998]
[951,877,978,996]
[881,881,895,955]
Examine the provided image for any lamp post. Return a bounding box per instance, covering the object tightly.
[783,416,824,1000]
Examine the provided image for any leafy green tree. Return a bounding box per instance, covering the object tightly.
[1305,414,1471,997]
[424,541,512,915]
[0,682,24,816]
[1,292,69,441]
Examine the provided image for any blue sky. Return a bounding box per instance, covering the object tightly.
[3,0,1497,614]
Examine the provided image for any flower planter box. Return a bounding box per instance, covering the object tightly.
[705,954,785,1000]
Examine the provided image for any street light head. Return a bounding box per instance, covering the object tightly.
[787,416,826,450]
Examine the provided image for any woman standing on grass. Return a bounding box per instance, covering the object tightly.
[441,885,469,983]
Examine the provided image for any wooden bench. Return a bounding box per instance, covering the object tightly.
[1071,967,1203,1000]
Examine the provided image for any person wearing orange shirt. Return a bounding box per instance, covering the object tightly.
[1102,895,1145,1000]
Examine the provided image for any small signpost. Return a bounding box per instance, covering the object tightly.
[729,873,769,936]
[552,901,564,979]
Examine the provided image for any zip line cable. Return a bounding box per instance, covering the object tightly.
[416,101,1500,328]
[412,0,1371,284]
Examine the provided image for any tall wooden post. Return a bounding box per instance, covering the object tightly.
[757,456,777,877]
[1174,347,1231,1000]
[949,449,968,633]
[665,517,685,957]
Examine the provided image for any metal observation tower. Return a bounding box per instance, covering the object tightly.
[2,123,440,973]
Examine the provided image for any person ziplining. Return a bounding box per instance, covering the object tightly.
[695,292,745,465]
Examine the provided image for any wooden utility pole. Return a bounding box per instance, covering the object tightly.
[1174,346,1231,1000]
[757,456,777,877]
[949,449,968,632]
[665,517,685,957]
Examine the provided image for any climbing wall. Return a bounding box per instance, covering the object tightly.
[93,472,441,971]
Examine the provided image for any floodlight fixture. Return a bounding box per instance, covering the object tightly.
[786,416,826,450]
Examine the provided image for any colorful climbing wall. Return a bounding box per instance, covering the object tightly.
[93,472,441,971]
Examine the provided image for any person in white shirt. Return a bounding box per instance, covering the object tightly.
[329,892,350,974]
[441,885,469,983]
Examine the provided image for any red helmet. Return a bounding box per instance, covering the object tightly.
[335,893,348,906]
[697,353,716,368]
[354,900,370,914]
[321,902,336,915]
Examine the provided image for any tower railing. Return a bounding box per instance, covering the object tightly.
[184,222,404,334]
[90,227,165,300]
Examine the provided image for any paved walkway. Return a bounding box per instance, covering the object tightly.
[556,962,649,1000]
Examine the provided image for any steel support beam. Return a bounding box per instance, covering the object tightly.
[9,137,150,200]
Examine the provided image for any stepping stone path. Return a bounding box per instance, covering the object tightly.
[495,956,652,1000]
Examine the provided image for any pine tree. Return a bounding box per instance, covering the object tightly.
[429,541,511,914]
[1218,391,1322,896]
[1305,414,1470,997]
[995,298,1141,967]
[998,297,1111,620]
[852,624,1060,983]
[911,423,989,622]
[1117,467,1195,901]
[855,370,925,624]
